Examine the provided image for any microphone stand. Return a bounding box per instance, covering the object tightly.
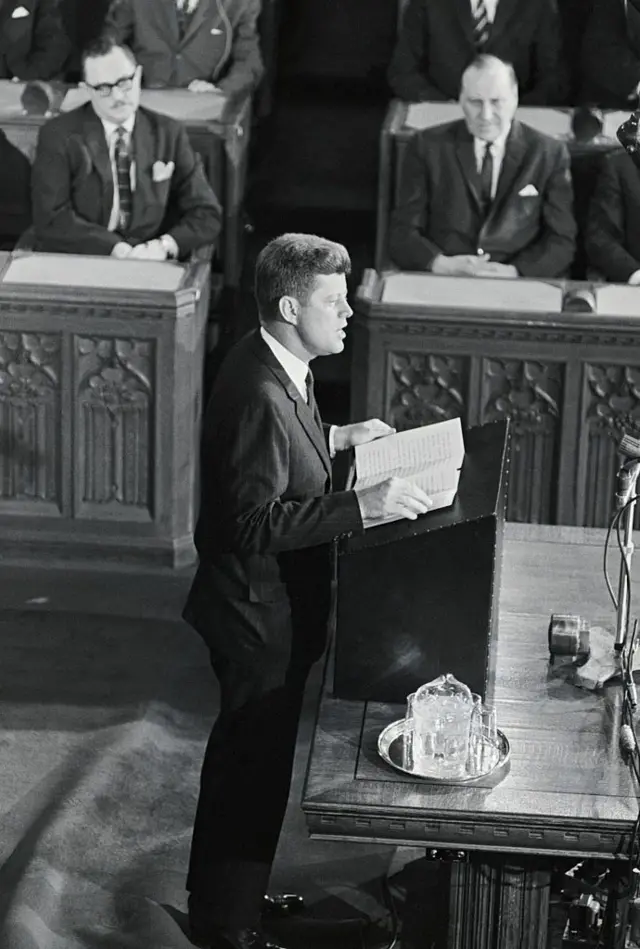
[573,459,640,694]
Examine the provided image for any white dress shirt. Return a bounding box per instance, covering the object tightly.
[260,326,309,402]
[99,115,136,232]
[260,326,338,456]
[473,126,510,200]
[470,0,499,22]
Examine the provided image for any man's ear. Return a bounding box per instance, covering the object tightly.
[279,295,299,326]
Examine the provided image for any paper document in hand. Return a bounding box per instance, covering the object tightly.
[355,417,465,526]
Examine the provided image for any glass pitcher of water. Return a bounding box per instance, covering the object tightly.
[407,673,474,777]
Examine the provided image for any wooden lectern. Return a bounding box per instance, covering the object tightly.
[333,420,511,703]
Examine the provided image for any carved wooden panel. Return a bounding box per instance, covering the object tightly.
[480,359,563,524]
[387,351,468,430]
[581,364,640,528]
[0,331,60,506]
[75,336,154,517]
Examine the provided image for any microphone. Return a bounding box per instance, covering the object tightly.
[618,110,640,169]
[620,722,636,756]
[617,462,640,509]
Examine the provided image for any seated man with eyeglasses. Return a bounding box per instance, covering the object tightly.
[31,33,222,260]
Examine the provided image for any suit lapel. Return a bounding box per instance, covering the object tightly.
[251,333,332,479]
[129,108,156,232]
[489,121,528,220]
[452,0,476,44]
[454,123,483,212]
[181,0,215,45]
[487,0,519,44]
[83,106,114,225]
[153,0,181,42]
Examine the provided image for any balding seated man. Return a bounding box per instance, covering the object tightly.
[31,34,222,260]
[105,0,264,99]
[389,55,576,280]
[388,0,565,105]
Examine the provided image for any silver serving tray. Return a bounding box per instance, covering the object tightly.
[378,718,510,785]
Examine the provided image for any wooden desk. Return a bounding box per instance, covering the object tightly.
[0,81,252,286]
[0,250,212,567]
[353,270,640,527]
[303,523,639,949]
[375,100,624,272]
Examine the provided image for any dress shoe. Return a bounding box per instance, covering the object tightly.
[261,893,305,919]
[190,926,287,949]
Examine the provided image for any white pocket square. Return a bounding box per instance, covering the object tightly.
[152,160,174,183]
[210,27,223,34]
[12,5,30,17]
[518,183,539,197]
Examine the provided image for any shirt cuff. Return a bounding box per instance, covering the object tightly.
[160,233,179,259]
[629,269,640,286]
[328,424,337,458]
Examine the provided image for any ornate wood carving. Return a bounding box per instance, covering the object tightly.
[370,318,638,348]
[76,337,154,512]
[582,364,640,527]
[481,359,563,523]
[0,331,60,504]
[388,351,467,429]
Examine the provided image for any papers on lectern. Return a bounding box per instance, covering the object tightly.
[354,417,465,527]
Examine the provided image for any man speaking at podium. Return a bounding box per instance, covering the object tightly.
[389,55,576,279]
[31,34,221,260]
[182,233,432,949]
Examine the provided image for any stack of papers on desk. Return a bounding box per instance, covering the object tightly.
[380,273,564,312]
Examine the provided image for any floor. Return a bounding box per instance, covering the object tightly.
[0,553,576,949]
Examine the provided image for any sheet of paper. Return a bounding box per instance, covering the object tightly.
[601,111,631,142]
[404,103,572,139]
[61,87,225,123]
[355,417,464,484]
[0,80,26,115]
[593,284,640,318]
[380,273,564,313]
[3,254,186,291]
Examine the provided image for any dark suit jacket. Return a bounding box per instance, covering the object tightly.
[582,0,640,108]
[389,119,576,278]
[106,0,264,98]
[585,150,640,282]
[0,0,70,80]
[183,330,363,667]
[388,0,565,105]
[31,103,222,256]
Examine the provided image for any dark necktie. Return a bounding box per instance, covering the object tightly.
[479,142,494,214]
[305,369,323,432]
[473,0,491,49]
[176,0,194,39]
[114,126,132,234]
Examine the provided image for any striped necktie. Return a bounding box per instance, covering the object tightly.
[114,126,132,234]
[473,0,491,49]
[479,142,494,213]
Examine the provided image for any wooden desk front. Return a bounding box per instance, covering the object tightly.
[0,250,211,567]
[375,100,624,273]
[353,270,640,527]
[0,81,251,286]
[303,523,638,948]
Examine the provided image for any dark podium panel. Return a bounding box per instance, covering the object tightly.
[334,420,510,703]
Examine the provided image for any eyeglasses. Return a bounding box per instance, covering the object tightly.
[85,69,139,98]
